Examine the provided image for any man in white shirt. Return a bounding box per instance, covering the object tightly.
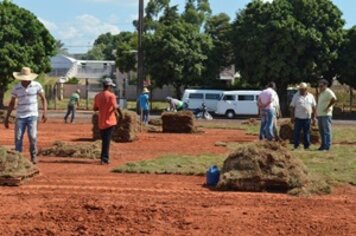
[258,82,279,141]
[290,82,317,149]
[4,67,48,164]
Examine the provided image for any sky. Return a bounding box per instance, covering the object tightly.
[10,0,356,53]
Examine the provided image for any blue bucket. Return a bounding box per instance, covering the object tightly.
[206,165,220,187]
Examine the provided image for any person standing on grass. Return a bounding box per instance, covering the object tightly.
[290,82,317,150]
[64,89,81,124]
[4,67,47,164]
[258,82,279,141]
[316,79,337,151]
[138,87,150,125]
[94,78,122,165]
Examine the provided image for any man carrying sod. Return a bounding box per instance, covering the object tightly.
[316,79,337,151]
[138,87,150,125]
[94,78,122,165]
[4,67,48,164]
[64,89,81,124]
[290,82,317,150]
[166,97,185,112]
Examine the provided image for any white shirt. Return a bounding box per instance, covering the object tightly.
[290,92,316,119]
[11,81,44,118]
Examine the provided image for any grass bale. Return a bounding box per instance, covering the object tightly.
[0,146,39,186]
[279,121,319,144]
[39,141,101,159]
[92,111,138,143]
[161,111,196,133]
[148,118,162,126]
[217,142,309,193]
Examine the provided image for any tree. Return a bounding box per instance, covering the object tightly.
[0,0,56,107]
[337,26,356,89]
[146,19,212,98]
[55,40,69,55]
[115,32,138,73]
[204,13,233,85]
[232,0,345,113]
[82,44,106,60]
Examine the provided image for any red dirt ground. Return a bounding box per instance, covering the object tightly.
[0,121,355,236]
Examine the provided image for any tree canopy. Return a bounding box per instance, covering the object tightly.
[232,0,345,111]
[337,26,356,89]
[0,0,56,107]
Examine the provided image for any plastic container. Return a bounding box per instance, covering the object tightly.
[206,165,220,187]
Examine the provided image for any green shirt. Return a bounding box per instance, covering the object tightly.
[68,93,80,106]
[317,88,337,117]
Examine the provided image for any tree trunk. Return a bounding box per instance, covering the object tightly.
[175,85,182,99]
[0,86,6,109]
[350,86,353,113]
[276,84,288,117]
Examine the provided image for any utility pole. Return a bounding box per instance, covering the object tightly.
[137,0,145,95]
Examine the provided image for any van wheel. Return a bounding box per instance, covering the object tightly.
[226,110,235,119]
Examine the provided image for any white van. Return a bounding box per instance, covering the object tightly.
[215,90,261,118]
[182,89,224,112]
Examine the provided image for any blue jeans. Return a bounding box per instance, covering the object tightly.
[64,105,76,123]
[141,110,149,125]
[100,126,115,163]
[294,118,311,149]
[259,108,275,141]
[318,116,332,150]
[15,116,38,159]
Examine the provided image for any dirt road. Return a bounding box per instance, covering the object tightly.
[0,122,355,235]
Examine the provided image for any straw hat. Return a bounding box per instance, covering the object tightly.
[13,67,38,81]
[143,87,149,93]
[299,82,308,89]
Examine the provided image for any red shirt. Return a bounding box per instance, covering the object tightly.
[94,90,118,130]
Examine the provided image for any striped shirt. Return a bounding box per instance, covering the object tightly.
[11,81,44,118]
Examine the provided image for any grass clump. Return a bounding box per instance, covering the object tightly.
[39,141,101,159]
[113,154,224,176]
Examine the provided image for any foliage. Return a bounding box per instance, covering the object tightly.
[65,77,80,85]
[82,44,106,60]
[232,0,345,110]
[55,40,69,55]
[336,26,356,89]
[115,32,137,73]
[0,0,56,107]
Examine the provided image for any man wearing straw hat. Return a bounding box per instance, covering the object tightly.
[4,67,48,164]
[290,82,317,150]
[138,87,150,125]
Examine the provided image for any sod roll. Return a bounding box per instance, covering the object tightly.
[161,111,196,133]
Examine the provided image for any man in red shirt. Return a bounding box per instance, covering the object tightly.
[94,78,122,165]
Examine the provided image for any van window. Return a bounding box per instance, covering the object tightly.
[205,93,221,100]
[189,93,204,99]
[223,95,236,101]
[238,95,255,101]
[255,95,259,101]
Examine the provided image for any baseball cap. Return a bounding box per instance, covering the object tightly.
[103,78,116,87]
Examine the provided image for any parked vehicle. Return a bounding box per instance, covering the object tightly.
[182,89,224,112]
[215,90,261,118]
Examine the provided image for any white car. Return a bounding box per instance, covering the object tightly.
[215,90,261,118]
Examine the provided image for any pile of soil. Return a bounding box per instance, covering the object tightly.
[0,146,39,185]
[279,121,319,144]
[241,118,259,126]
[39,141,101,159]
[0,110,15,124]
[217,142,309,193]
[93,111,138,143]
[161,111,196,133]
[148,118,162,126]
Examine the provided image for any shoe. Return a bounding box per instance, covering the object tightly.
[318,147,325,151]
[100,160,110,165]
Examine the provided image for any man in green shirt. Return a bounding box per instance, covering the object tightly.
[317,79,337,151]
[64,89,81,123]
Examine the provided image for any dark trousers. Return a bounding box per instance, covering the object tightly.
[294,118,311,149]
[100,126,114,163]
[64,105,76,123]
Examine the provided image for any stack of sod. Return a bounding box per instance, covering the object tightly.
[39,141,101,159]
[92,111,138,143]
[0,146,39,185]
[161,111,196,133]
[279,121,319,144]
[148,118,162,126]
[217,142,309,193]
